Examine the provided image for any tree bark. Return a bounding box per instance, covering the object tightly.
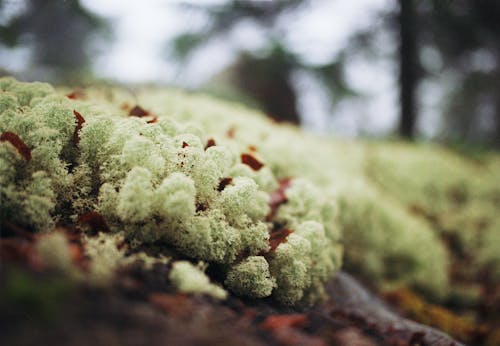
[398,0,418,139]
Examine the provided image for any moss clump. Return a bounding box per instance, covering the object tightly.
[1,77,341,306]
[225,256,276,298]
[3,77,498,305]
[170,261,227,300]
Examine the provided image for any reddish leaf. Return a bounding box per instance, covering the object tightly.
[205,138,216,150]
[218,177,233,191]
[129,105,150,117]
[241,153,264,171]
[73,110,86,145]
[267,178,292,221]
[182,141,189,148]
[147,116,158,124]
[149,293,193,318]
[66,90,85,100]
[0,131,31,161]
[0,238,43,270]
[227,126,236,138]
[77,211,110,233]
[268,228,293,252]
[261,314,308,331]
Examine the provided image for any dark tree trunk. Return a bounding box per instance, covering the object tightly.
[398,0,418,139]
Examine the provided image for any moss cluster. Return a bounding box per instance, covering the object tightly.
[2,77,499,305]
[0,78,340,305]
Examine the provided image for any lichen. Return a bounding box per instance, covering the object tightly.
[0,77,342,305]
[2,77,499,306]
[169,261,227,300]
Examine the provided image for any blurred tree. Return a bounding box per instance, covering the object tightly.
[170,0,357,125]
[416,0,500,147]
[0,0,108,83]
[398,0,419,139]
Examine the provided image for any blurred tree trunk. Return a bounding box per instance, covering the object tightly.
[398,0,418,139]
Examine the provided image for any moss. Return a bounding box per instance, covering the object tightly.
[169,261,227,300]
[35,231,75,275]
[2,77,499,306]
[225,256,276,298]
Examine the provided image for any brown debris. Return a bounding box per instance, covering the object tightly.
[205,138,216,150]
[73,110,86,145]
[241,153,264,171]
[77,211,110,234]
[227,126,236,138]
[182,141,189,148]
[149,293,193,319]
[66,90,85,100]
[0,131,32,161]
[267,178,292,221]
[129,105,150,117]
[261,314,308,331]
[217,177,233,192]
[268,228,293,252]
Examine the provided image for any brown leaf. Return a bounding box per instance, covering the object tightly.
[73,110,86,145]
[227,126,236,138]
[0,238,43,270]
[129,105,150,117]
[241,153,264,171]
[149,293,193,318]
[268,228,293,252]
[261,314,308,331]
[77,211,110,233]
[205,138,216,150]
[218,177,233,192]
[0,131,31,161]
[66,90,85,100]
[267,178,292,221]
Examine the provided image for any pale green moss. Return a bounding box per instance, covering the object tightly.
[225,256,276,298]
[169,261,227,300]
[83,232,127,285]
[4,77,499,305]
[35,231,76,275]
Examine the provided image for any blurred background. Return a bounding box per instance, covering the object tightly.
[1,0,499,149]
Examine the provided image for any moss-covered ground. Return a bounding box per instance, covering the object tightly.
[1,78,499,345]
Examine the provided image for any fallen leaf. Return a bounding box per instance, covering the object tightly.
[267,178,292,221]
[268,228,293,252]
[205,138,216,150]
[241,153,264,171]
[66,90,85,100]
[77,211,110,233]
[218,177,233,191]
[0,131,31,161]
[227,126,236,138]
[129,105,150,117]
[73,110,85,145]
[261,314,308,331]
